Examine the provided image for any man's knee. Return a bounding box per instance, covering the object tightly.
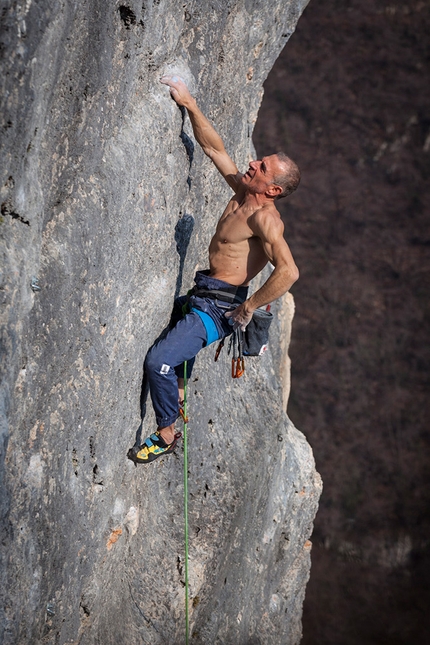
[144,345,165,376]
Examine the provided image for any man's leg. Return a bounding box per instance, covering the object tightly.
[169,296,190,417]
[144,311,207,444]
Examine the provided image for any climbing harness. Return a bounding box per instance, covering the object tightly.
[190,287,247,306]
[189,269,248,306]
[182,360,190,645]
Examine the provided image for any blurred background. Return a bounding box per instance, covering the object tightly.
[253,1,430,643]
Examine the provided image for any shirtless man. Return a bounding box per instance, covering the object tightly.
[130,76,300,464]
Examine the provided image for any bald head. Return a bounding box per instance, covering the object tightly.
[273,152,301,199]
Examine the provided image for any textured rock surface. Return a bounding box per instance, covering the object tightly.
[0,1,321,644]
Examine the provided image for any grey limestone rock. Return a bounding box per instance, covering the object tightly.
[0,1,320,643]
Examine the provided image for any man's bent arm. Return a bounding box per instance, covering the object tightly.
[160,76,242,190]
[247,261,298,312]
[227,260,298,330]
[228,256,298,330]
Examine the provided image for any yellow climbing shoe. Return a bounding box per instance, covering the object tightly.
[127,431,181,464]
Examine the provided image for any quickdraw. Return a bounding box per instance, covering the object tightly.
[214,329,245,378]
[178,400,189,424]
[232,328,245,378]
[214,338,224,362]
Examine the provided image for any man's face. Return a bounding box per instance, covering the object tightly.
[241,154,282,194]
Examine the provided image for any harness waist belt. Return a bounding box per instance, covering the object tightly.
[190,288,247,305]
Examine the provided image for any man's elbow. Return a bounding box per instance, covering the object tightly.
[291,264,299,284]
[202,144,214,159]
[204,144,226,163]
[284,263,299,287]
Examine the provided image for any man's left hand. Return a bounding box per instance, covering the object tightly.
[225,303,253,332]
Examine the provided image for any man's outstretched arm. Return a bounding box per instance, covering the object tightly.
[160,75,242,191]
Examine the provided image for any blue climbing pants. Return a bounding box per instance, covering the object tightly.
[145,271,248,428]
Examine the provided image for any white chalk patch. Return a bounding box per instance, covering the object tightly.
[26,454,44,488]
[124,506,139,536]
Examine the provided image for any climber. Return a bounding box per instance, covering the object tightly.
[131,75,300,463]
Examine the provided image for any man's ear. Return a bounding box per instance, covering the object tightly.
[266,184,283,198]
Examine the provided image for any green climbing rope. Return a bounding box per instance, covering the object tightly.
[183,361,189,645]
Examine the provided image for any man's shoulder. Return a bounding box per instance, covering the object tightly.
[247,204,284,244]
[251,202,282,228]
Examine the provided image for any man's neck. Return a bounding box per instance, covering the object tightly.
[240,189,275,209]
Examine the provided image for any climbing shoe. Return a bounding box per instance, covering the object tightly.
[127,431,182,465]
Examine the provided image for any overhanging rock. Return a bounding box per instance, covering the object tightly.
[0,1,321,643]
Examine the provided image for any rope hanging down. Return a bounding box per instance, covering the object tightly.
[183,361,190,645]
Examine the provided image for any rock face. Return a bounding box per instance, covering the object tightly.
[0,2,320,644]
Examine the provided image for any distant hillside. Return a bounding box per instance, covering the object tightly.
[254,0,430,642]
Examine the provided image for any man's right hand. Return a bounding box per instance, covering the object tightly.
[160,75,194,109]
[225,303,254,332]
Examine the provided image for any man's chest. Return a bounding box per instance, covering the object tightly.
[215,205,254,245]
